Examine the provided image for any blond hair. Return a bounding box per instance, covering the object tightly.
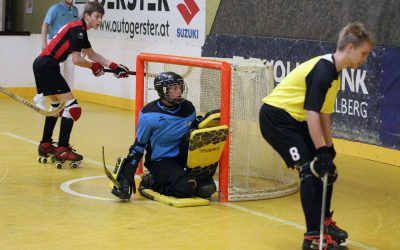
[337,22,375,51]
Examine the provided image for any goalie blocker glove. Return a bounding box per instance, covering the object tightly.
[111,156,138,200]
[310,146,338,184]
[109,62,129,78]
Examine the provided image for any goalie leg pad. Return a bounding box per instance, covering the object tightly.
[62,99,81,121]
[140,188,210,207]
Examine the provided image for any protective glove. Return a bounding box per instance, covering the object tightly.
[310,146,337,184]
[91,62,104,77]
[327,144,336,159]
[109,62,129,78]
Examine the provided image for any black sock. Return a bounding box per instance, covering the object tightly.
[58,117,74,147]
[41,117,58,143]
[300,176,323,232]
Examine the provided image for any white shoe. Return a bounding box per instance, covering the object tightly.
[33,93,46,110]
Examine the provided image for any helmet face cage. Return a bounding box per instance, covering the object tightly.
[163,81,187,104]
[154,72,187,104]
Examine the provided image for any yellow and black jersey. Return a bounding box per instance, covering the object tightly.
[262,54,340,122]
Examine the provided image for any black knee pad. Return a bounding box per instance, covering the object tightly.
[173,176,196,198]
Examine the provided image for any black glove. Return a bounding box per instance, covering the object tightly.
[111,157,138,200]
[310,146,336,178]
[190,115,203,129]
[109,62,129,78]
[327,144,336,159]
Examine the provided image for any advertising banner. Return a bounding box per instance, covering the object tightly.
[74,0,205,45]
[380,48,400,149]
[202,35,399,148]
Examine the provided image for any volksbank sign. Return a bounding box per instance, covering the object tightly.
[74,0,205,45]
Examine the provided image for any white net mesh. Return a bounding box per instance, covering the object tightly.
[142,56,299,201]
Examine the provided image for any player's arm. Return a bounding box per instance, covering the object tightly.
[307,110,325,149]
[70,50,105,77]
[41,23,49,50]
[84,48,112,67]
[320,113,333,147]
[304,60,337,180]
[85,48,129,78]
[71,51,93,68]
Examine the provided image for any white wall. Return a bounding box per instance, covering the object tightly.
[0,35,42,87]
[0,34,202,99]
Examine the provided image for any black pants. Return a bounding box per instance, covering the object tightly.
[145,157,196,198]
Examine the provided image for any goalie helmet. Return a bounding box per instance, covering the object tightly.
[154,72,187,104]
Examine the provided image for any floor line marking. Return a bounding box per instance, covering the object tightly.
[1,132,380,250]
[220,202,379,250]
[60,175,119,201]
[59,175,153,203]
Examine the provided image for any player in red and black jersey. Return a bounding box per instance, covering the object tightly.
[33,1,129,166]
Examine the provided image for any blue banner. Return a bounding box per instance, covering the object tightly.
[380,48,400,149]
[202,35,399,149]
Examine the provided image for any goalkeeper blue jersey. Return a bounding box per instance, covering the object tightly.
[134,99,196,162]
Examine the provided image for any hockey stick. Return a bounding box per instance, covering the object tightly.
[319,173,328,250]
[0,86,66,117]
[101,146,121,189]
[104,65,193,79]
[103,69,137,75]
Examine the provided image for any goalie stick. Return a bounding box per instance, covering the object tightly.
[102,146,121,189]
[0,86,66,117]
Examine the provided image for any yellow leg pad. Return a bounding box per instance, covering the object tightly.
[108,173,118,190]
[141,189,210,207]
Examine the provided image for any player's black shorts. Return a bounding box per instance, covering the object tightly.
[259,104,316,168]
[33,56,70,96]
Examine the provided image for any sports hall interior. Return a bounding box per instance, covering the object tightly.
[1,1,399,250]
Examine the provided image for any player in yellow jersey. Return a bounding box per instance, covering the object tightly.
[259,22,374,250]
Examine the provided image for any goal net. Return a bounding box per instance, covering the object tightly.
[135,53,299,201]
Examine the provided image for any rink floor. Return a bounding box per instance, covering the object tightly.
[0,97,398,250]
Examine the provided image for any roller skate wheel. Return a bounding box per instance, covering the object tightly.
[55,162,63,169]
[70,162,79,169]
[38,156,47,164]
[50,156,56,163]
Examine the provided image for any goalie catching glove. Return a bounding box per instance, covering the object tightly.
[310,146,338,184]
[109,62,129,78]
[111,155,138,200]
